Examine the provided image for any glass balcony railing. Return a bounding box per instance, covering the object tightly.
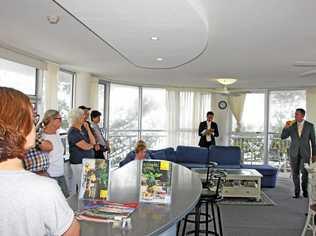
[230,133,265,165]
[268,133,291,171]
[230,132,291,171]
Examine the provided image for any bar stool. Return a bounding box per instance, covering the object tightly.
[301,204,316,236]
[181,167,226,236]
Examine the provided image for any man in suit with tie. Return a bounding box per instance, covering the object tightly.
[281,108,316,198]
[198,111,219,148]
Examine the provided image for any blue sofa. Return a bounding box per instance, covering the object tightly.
[208,146,241,169]
[175,146,209,169]
[119,145,278,188]
[241,164,278,188]
[208,146,278,188]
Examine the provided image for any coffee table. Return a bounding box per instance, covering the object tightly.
[194,168,263,201]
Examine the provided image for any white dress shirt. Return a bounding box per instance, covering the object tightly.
[297,120,305,137]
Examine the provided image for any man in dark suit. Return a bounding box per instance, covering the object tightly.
[198,111,219,148]
[281,108,316,198]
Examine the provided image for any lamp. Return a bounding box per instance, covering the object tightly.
[216,78,237,85]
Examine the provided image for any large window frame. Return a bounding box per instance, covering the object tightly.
[57,69,75,132]
[0,56,41,110]
[230,88,306,166]
[98,82,168,164]
[230,92,266,165]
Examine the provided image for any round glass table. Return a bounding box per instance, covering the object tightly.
[67,160,202,236]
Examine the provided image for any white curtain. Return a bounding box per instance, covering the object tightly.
[43,62,59,110]
[166,90,180,147]
[227,94,246,132]
[166,89,212,147]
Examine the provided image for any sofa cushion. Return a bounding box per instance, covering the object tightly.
[241,164,278,176]
[176,146,209,164]
[151,150,167,160]
[209,146,241,166]
[164,147,177,162]
[150,147,176,162]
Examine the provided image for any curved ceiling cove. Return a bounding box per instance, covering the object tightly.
[54,0,208,69]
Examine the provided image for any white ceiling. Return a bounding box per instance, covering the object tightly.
[1,0,316,89]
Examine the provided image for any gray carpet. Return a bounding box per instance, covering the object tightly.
[180,174,310,236]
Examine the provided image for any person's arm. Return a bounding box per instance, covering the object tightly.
[42,180,80,236]
[39,140,53,152]
[68,128,93,151]
[62,218,80,236]
[281,122,291,140]
[198,122,207,136]
[75,140,94,150]
[83,122,96,145]
[213,123,219,137]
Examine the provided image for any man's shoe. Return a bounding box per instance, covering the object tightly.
[293,194,300,199]
[303,192,309,198]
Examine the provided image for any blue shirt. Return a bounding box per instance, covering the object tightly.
[67,127,94,164]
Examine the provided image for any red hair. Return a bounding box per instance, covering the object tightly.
[0,87,33,162]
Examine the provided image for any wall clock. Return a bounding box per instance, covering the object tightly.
[218,100,227,110]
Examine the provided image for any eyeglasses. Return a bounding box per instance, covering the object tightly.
[33,114,40,125]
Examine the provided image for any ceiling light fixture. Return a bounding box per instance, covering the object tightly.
[151,36,159,41]
[156,57,163,61]
[47,16,60,24]
[215,78,237,85]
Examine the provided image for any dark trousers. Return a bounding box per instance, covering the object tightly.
[290,154,309,195]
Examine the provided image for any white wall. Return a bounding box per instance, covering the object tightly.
[74,73,99,110]
[211,94,230,146]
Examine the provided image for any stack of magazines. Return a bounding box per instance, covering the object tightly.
[76,201,138,223]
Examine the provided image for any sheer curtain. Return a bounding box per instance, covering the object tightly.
[227,94,246,132]
[166,89,212,147]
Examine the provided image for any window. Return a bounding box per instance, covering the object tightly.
[269,90,306,133]
[109,84,139,164]
[142,88,167,149]
[106,85,213,165]
[231,93,265,164]
[166,89,212,147]
[0,57,36,95]
[57,70,74,131]
[232,93,265,132]
[268,90,306,168]
[109,84,139,130]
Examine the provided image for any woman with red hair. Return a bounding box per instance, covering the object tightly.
[0,87,79,236]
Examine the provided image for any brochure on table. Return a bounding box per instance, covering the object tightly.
[140,160,173,204]
[79,159,110,200]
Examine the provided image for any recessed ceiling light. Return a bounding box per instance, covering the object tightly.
[151,36,159,41]
[156,57,163,61]
[47,16,60,24]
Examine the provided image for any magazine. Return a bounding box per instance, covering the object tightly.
[79,159,110,200]
[76,201,137,223]
[140,160,172,204]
